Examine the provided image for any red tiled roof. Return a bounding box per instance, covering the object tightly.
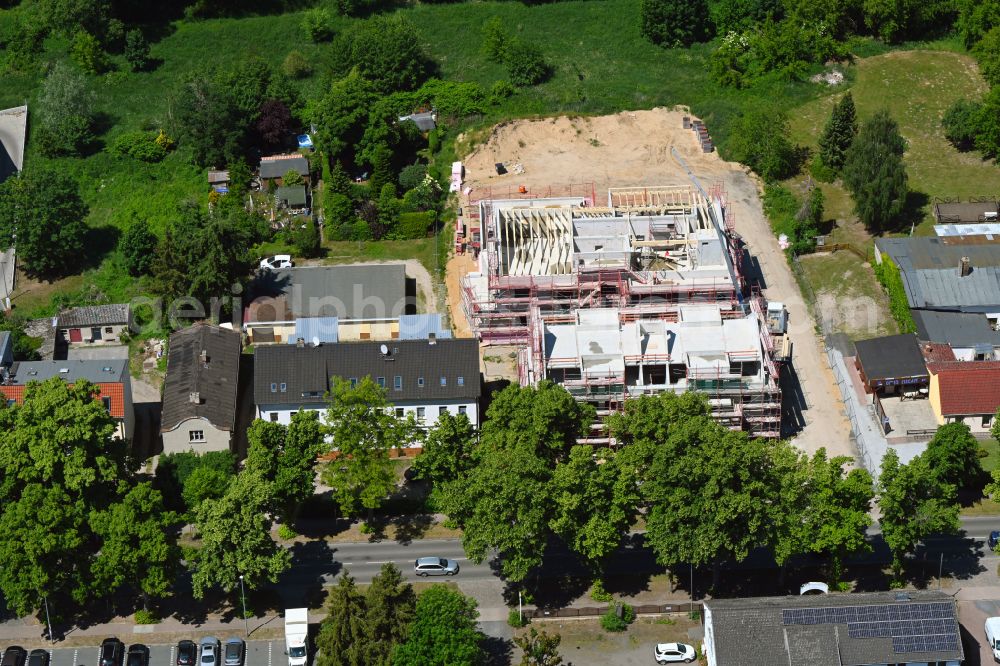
[922,342,956,364]
[930,362,1000,416]
[0,382,125,418]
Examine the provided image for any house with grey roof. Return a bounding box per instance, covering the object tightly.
[0,359,133,440]
[244,265,415,344]
[914,309,1000,361]
[160,323,242,455]
[275,185,308,210]
[56,304,132,346]
[254,338,481,443]
[703,590,963,666]
[0,331,12,367]
[259,154,309,184]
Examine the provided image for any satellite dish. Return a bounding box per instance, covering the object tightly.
[380,344,389,355]
[312,336,320,347]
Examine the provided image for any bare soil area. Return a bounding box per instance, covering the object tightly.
[456,108,853,459]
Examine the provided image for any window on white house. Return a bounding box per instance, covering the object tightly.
[440,376,447,387]
[394,376,402,391]
[395,407,404,417]
[189,430,205,443]
[270,383,277,392]
[984,414,993,428]
[377,376,386,388]
[105,327,114,334]
[458,405,467,415]
[280,382,287,393]
[457,376,465,386]
[270,413,278,422]
[417,407,425,420]
[439,406,447,416]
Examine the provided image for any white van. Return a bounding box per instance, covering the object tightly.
[986,616,1000,661]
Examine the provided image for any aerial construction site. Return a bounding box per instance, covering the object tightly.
[460,183,788,439]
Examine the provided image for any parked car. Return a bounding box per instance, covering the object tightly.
[126,645,148,666]
[414,556,460,576]
[223,639,244,666]
[176,641,197,666]
[989,530,999,551]
[26,650,47,666]
[1,646,26,666]
[100,639,124,666]
[260,255,293,271]
[199,637,220,666]
[654,643,696,664]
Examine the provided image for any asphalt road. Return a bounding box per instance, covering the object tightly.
[25,641,277,666]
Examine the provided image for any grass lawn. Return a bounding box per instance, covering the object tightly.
[787,49,1000,234]
[797,250,898,339]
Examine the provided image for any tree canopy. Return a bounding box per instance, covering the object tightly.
[641,0,711,47]
[36,62,96,156]
[818,92,858,171]
[392,585,483,666]
[842,110,909,233]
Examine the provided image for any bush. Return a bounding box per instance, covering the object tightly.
[277,524,298,540]
[872,255,917,333]
[508,608,528,628]
[417,79,487,117]
[283,50,312,79]
[726,109,798,182]
[482,16,509,63]
[590,580,613,602]
[399,163,428,191]
[641,0,710,47]
[134,610,159,625]
[293,219,321,258]
[943,99,983,151]
[124,29,149,72]
[110,130,168,162]
[809,154,837,183]
[395,212,434,239]
[600,603,635,632]
[302,8,335,42]
[70,30,108,74]
[504,40,549,86]
[490,80,516,104]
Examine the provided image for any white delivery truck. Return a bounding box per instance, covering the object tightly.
[986,616,1000,662]
[284,608,309,666]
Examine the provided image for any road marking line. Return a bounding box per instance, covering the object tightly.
[267,641,272,666]
[170,645,175,666]
[72,649,77,666]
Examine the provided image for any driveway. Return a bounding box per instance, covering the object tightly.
[66,344,130,360]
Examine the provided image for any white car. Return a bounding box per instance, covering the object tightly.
[260,255,293,271]
[654,642,696,664]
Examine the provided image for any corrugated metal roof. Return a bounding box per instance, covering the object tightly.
[398,314,451,340]
[876,237,1000,271]
[292,317,339,344]
[906,267,1000,309]
[913,310,1000,347]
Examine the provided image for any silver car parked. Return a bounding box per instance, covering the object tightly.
[199,638,220,666]
[414,556,460,576]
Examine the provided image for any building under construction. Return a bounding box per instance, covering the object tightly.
[461,185,786,438]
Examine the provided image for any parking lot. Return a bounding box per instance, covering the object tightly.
[5,641,278,666]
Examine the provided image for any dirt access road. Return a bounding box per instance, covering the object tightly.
[453,108,852,459]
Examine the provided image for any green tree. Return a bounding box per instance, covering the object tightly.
[329,160,353,198]
[36,62,96,156]
[70,29,108,74]
[191,470,290,598]
[942,99,982,151]
[842,110,908,233]
[245,412,326,525]
[323,378,417,521]
[728,109,797,182]
[641,0,711,47]
[976,87,1000,159]
[310,73,376,162]
[90,483,181,608]
[514,627,563,666]
[316,573,367,666]
[923,421,984,490]
[283,170,305,187]
[0,166,88,277]
[35,0,109,35]
[302,7,335,42]
[219,56,274,122]
[710,0,784,33]
[294,219,321,258]
[878,449,960,579]
[328,15,430,94]
[956,0,1000,47]
[392,585,483,666]
[181,466,230,512]
[364,563,416,666]
[119,216,157,277]
[481,16,509,63]
[174,75,244,168]
[368,145,395,199]
[410,413,476,486]
[377,183,400,239]
[504,40,549,86]
[549,446,641,570]
[818,92,858,172]
[124,29,149,72]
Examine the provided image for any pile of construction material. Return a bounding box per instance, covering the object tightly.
[683,116,713,153]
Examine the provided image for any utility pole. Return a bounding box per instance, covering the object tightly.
[43,596,53,643]
[239,575,249,637]
[938,553,943,590]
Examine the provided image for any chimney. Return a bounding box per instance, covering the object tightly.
[960,256,972,277]
[189,391,200,404]
[199,349,208,365]
[428,332,437,345]
[296,337,305,347]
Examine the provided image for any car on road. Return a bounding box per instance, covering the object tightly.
[223,639,244,666]
[176,641,197,666]
[260,255,293,271]
[654,642,696,664]
[990,530,999,551]
[26,650,48,666]
[126,645,148,666]
[100,639,124,666]
[199,637,220,666]
[2,646,26,666]
[414,556,460,576]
